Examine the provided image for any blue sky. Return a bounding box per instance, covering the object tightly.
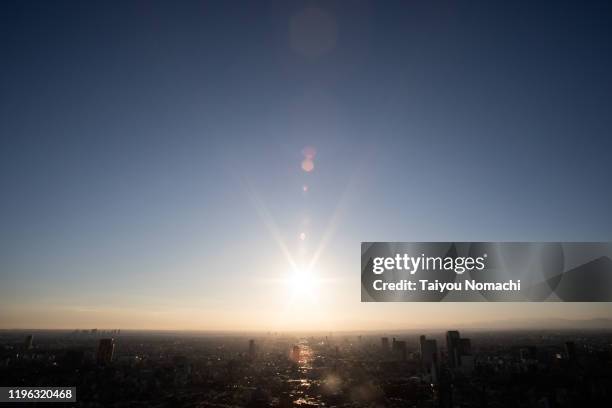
[1,0,612,330]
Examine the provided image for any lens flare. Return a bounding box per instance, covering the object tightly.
[302,146,317,159]
[301,158,314,172]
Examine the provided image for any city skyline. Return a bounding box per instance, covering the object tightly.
[2,327,610,406]
[2,0,612,331]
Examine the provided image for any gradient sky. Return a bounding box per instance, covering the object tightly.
[1,0,612,331]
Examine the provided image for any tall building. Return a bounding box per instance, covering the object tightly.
[421,337,438,369]
[446,331,461,368]
[381,337,390,351]
[419,335,426,352]
[97,338,115,365]
[446,331,474,371]
[458,338,473,372]
[459,338,471,356]
[248,339,256,359]
[392,340,407,361]
[23,335,33,350]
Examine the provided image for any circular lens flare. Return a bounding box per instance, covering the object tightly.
[301,158,314,172]
[302,146,317,159]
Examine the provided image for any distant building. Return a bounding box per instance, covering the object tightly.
[97,338,115,365]
[446,331,472,370]
[420,336,438,369]
[392,339,407,361]
[248,339,256,359]
[173,355,192,381]
[23,335,33,350]
[381,337,390,351]
[446,331,461,368]
[459,338,471,356]
[459,354,475,374]
[457,337,473,372]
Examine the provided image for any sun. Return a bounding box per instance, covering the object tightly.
[287,267,318,301]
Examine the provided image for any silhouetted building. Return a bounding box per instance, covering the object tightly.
[96,338,115,365]
[23,335,33,350]
[458,337,474,372]
[381,337,390,351]
[173,355,192,381]
[392,339,407,361]
[420,336,438,369]
[446,331,461,368]
[249,339,256,359]
[447,331,473,370]
[459,338,471,356]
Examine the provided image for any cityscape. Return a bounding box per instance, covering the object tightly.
[2,327,611,407]
[2,1,612,407]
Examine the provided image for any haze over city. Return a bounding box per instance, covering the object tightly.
[2,0,612,331]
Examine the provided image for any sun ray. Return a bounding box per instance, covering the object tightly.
[242,178,299,274]
[307,174,358,274]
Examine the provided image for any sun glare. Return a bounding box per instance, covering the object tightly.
[287,267,318,300]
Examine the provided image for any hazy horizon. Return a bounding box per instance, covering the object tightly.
[4,316,612,334]
[3,309,612,332]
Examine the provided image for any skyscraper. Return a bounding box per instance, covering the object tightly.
[23,335,33,351]
[459,338,471,356]
[458,338,474,373]
[421,337,438,370]
[381,337,390,351]
[96,338,115,365]
[446,331,474,370]
[392,340,407,361]
[446,331,461,368]
[248,339,256,359]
